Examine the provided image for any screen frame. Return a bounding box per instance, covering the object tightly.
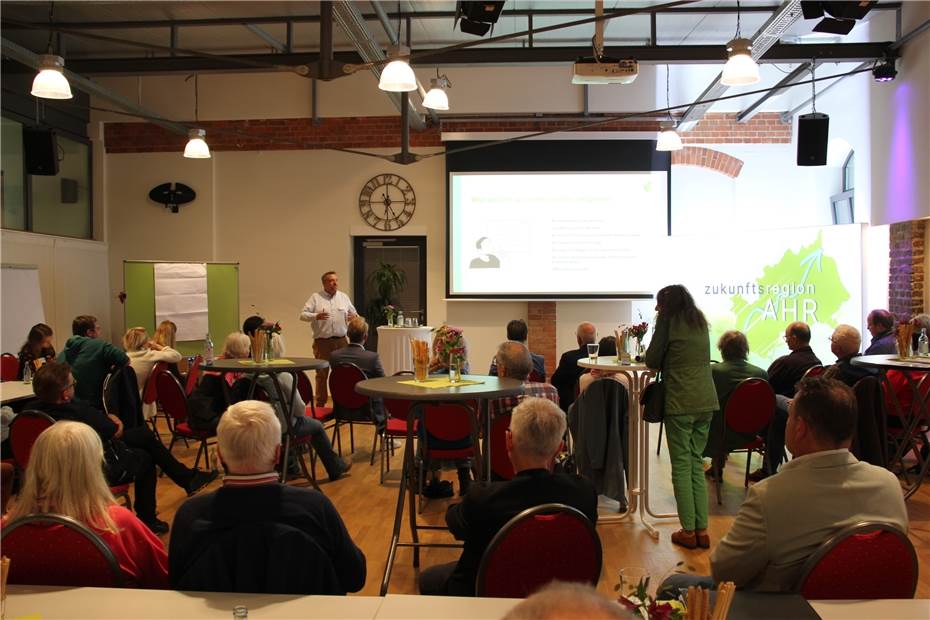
[444,139,671,300]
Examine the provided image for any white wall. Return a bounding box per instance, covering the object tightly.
[0,230,112,348]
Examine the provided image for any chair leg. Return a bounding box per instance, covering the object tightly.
[656,420,664,455]
[332,421,343,457]
[745,449,753,488]
[298,445,321,492]
[349,421,355,453]
[370,426,380,466]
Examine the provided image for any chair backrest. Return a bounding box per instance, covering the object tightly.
[328,363,368,410]
[384,397,415,422]
[142,361,170,405]
[0,352,20,381]
[422,403,477,444]
[797,521,918,599]
[851,376,886,467]
[1,513,124,587]
[802,365,825,379]
[295,370,313,404]
[1,461,15,513]
[476,503,602,597]
[9,410,56,469]
[489,412,515,480]
[185,355,204,395]
[724,378,776,435]
[527,369,545,383]
[156,371,190,423]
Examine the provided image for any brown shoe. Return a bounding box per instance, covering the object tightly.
[696,532,711,549]
[671,529,697,549]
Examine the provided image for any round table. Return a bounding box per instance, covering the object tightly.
[201,357,329,485]
[851,354,930,498]
[576,357,672,536]
[356,374,523,596]
[375,326,433,376]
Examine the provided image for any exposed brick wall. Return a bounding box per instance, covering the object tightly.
[889,219,926,321]
[672,146,744,178]
[527,302,557,376]
[103,112,791,153]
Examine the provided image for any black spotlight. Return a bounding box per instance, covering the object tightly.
[872,58,897,82]
[801,1,877,35]
[455,1,506,37]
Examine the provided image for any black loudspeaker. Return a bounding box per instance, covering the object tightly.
[23,127,59,176]
[797,113,829,166]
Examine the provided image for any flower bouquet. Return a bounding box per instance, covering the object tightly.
[616,572,684,620]
[430,325,466,373]
[384,305,396,326]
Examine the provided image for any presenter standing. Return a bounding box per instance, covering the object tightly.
[299,271,357,407]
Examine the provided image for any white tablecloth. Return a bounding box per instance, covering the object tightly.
[376,326,433,376]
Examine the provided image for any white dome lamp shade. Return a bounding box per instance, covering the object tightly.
[722,38,760,86]
[656,121,683,151]
[379,46,417,92]
[183,128,211,159]
[423,75,451,110]
[31,54,73,100]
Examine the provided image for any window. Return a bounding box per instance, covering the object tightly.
[843,151,854,192]
[831,150,854,224]
[0,115,92,239]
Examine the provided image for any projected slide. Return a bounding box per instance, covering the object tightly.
[448,172,668,297]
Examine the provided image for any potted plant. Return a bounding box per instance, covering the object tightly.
[366,261,407,330]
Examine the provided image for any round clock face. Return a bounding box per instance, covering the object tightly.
[358,173,416,231]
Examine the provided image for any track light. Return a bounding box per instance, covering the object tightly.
[31,54,73,100]
[872,58,897,82]
[379,45,417,92]
[423,74,451,110]
[722,38,760,86]
[656,121,683,151]
[183,129,211,159]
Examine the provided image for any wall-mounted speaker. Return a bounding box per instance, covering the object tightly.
[23,127,59,176]
[797,113,829,166]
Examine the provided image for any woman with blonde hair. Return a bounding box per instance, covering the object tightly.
[3,421,169,588]
[152,320,177,349]
[123,326,182,419]
[186,332,250,432]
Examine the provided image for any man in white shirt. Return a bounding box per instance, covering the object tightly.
[299,271,357,407]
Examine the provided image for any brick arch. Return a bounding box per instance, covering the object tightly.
[671,147,744,179]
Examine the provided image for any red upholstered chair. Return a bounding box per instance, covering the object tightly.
[475,503,602,598]
[711,377,776,505]
[9,410,56,470]
[380,395,417,484]
[142,361,171,440]
[0,353,20,381]
[298,370,334,426]
[1,513,124,587]
[328,363,374,458]
[185,355,203,396]
[417,403,479,512]
[802,365,825,379]
[882,372,930,498]
[797,521,918,599]
[157,371,215,470]
[489,413,515,481]
[1,461,15,513]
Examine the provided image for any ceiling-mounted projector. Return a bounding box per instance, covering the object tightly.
[572,58,639,85]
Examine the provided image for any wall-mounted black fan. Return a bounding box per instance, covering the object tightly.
[148,182,196,214]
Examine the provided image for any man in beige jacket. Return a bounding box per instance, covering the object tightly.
[660,376,907,595]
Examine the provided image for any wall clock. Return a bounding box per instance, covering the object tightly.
[358,173,416,231]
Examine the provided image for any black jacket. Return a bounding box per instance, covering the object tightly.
[766,346,822,397]
[550,346,588,411]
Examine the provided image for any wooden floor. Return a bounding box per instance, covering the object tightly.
[153,419,930,599]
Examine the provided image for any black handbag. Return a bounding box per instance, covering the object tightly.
[641,375,665,424]
[103,438,142,486]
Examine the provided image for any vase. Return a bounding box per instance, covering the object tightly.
[264,333,275,361]
[386,312,395,327]
[634,337,645,363]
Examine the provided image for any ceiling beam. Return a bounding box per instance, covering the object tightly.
[53,42,892,76]
[736,61,810,123]
[243,24,287,53]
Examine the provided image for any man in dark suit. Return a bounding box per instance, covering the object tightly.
[418,397,598,597]
[823,324,874,387]
[328,317,386,426]
[550,322,597,411]
[488,319,547,381]
[864,309,896,355]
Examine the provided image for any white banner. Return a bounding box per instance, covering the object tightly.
[154,263,208,341]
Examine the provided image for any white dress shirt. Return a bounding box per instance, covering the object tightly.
[299,290,357,338]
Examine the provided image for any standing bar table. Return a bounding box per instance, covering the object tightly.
[355,374,523,595]
[577,357,674,537]
[376,325,433,376]
[201,357,329,487]
[851,354,930,498]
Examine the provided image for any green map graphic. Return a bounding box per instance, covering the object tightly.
[727,233,850,360]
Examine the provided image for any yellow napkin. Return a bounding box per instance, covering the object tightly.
[397,377,485,389]
[237,358,294,365]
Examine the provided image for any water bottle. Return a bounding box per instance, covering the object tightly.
[204,333,215,365]
[396,310,404,327]
[23,363,33,384]
[919,328,929,357]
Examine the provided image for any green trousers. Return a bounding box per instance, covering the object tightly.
[664,412,713,531]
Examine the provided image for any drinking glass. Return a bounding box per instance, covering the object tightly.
[448,360,460,384]
[587,343,599,361]
[618,566,650,598]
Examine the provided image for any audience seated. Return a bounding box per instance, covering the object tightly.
[3,421,170,588]
[502,582,627,620]
[489,341,560,418]
[187,332,251,432]
[703,330,768,478]
[328,316,386,428]
[551,322,596,411]
[29,361,217,534]
[169,400,366,595]
[864,309,896,355]
[660,377,908,596]
[754,321,821,480]
[823,324,874,387]
[418,397,597,597]
[17,323,55,380]
[577,336,631,396]
[152,320,183,378]
[58,315,129,409]
[488,319,546,381]
[123,326,183,420]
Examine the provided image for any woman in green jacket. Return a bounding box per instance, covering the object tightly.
[644,285,719,549]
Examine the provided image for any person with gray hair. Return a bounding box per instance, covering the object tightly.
[169,400,366,594]
[502,582,627,620]
[551,322,597,410]
[823,324,874,387]
[489,341,560,421]
[418,397,597,597]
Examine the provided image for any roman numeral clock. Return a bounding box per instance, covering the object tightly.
[358,173,416,231]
